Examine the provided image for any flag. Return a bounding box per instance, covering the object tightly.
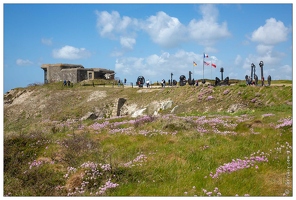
[204,53,209,58]
[193,61,197,66]
[211,63,216,68]
[204,61,210,66]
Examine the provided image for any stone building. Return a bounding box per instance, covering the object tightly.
[41,63,115,83]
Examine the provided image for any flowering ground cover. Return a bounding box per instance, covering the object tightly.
[3,82,292,196]
[4,110,292,196]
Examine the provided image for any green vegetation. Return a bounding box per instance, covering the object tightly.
[3,80,292,196]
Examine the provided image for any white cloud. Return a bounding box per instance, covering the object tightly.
[251,18,289,45]
[95,10,138,49]
[142,11,186,48]
[95,11,119,37]
[95,11,138,37]
[256,44,273,55]
[187,4,231,47]
[199,4,219,22]
[52,45,91,60]
[120,37,136,50]
[41,38,53,46]
[241,52,290,80]
[258,52,282,66]
[95,4,231,51]
[242,57,255,70]
[16,59,33,66]
[115,50,209,83]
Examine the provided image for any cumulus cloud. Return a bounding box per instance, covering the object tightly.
[247,18,290,77]
[41,38,53,46]
[187,4,231,46]
[242,57,255,70]
[251,18,289,45]
[95,10,138,49]
[16,59,33,66]
[256,44,274,55]
[120,37,136,50]
[142,11,186,48]
[52,45,91,60]
[95,4,231,50]
[95,11,136,37]
[96,11,119,37]
[115,50,207,82]
[241,52,291,80]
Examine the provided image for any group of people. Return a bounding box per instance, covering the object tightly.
[145,78,199,87]
[246,76,255,85]
[63,80,71,86]
[245,75,271,86]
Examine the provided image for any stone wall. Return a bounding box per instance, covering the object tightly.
[61,69,78,83]
[48,65,63,82]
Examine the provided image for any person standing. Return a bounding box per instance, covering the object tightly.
[146,79,150,88]
[267,75,271,86]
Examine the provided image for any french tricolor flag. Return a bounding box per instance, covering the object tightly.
[204,53,209,58]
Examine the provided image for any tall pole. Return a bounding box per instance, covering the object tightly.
[259,61,264,86]
[203,53,205,83]
[211,60,212,82]
[192,63,194,80]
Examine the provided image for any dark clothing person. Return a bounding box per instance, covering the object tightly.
[267,75,271,86]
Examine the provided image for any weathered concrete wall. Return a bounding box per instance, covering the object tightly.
[61,69,78,83]
[77,69,88,83]
[48,66,63,82]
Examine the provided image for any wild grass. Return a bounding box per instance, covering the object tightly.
[3,80,292,196]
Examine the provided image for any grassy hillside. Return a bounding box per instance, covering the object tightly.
[3,80,292,196]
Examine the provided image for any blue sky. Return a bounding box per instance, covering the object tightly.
[2,2,293,93]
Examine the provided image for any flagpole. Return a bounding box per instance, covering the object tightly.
[193,62,194,80]
[203,53,204,82]
[211,60,212,82]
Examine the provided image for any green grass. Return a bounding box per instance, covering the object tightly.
[3,80,292,196]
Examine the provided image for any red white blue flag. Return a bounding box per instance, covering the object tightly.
[204,53,209,58]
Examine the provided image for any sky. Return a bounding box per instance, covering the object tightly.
[2,2,294,93]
